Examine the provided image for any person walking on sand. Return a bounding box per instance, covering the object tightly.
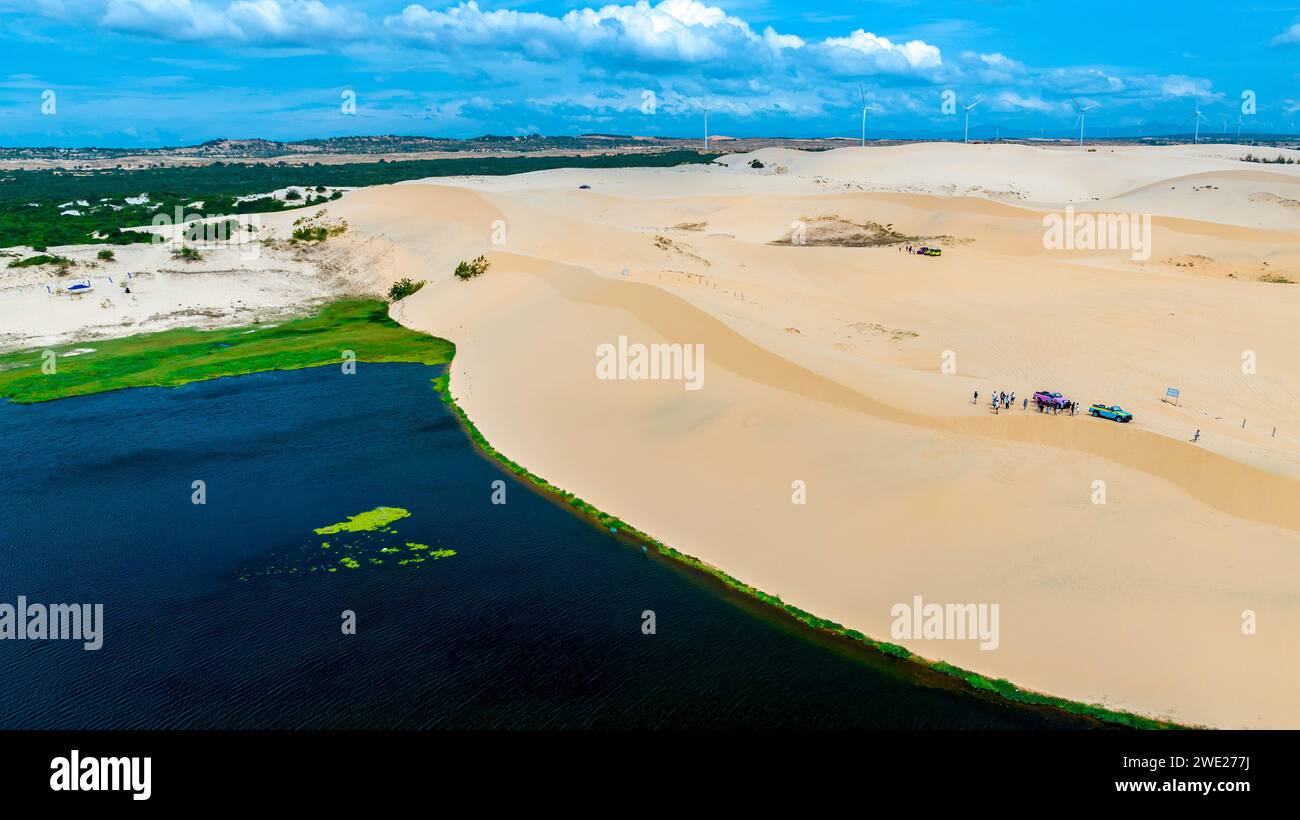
[1022,397,1028,411]
[973,390,979,405]
[1193,429,1201,443]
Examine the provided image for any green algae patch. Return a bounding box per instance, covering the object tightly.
[240,506,462,578]
[314,506,411,535]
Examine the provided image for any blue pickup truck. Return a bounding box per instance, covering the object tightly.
[1088,404,1133,423]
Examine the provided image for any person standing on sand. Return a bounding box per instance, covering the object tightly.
[1022,397,1028,411]
[973,390,979,404]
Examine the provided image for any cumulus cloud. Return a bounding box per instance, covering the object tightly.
[815,29,943,75]
[389,0,772,66]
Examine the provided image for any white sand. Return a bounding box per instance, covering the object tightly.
[0,217,389,352]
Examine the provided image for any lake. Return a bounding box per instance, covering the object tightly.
[0,363,1087,728]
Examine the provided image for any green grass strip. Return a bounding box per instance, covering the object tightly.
[0,299,453,404]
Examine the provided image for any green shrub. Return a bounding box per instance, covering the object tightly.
[97,249,115,261]
[8,253,72,268]
[453,255,490,281]
[388,277,426,301]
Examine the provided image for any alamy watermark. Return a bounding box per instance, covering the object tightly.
[1043,207,1151,261]
[151,206,262,260]
[596,336,705,391]
[0,596,103,650]
[891,595,999,650]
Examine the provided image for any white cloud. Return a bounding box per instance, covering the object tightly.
[991,91,1060,114]
[1271,23,1300,46]
[815,29,943,75]
[389,1,772,66]
[96,0,368,43]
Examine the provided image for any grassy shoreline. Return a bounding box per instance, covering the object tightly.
[0,300,452,404]
[3,298,1182,728]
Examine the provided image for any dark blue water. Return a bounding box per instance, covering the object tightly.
[0,364,1084,728]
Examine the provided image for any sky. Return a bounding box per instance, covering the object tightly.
[1,0,1299,147]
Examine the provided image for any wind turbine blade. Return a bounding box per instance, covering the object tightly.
[859,80,866,107]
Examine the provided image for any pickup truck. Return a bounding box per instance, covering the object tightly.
[1088,404,1133,422]
[1033,390,1071,409]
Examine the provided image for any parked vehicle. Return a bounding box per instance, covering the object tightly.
[1033,390,1071,409]
[918,246,942,256]
[1088,403,1133,422]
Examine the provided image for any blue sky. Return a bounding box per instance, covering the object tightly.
[2,0,1299,147]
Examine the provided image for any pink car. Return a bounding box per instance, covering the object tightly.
[1033,390,1071,409]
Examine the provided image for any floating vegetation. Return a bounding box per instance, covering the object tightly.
[314,506,411,535]
[240,506,458,579]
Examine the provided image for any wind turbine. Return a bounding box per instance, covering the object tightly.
[960,97,983,143]
[693,100,713,150]
[857,81,878,146]
[1183,98,1209,144]
[1072,98,1098,146]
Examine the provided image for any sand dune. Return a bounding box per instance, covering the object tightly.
[343,144,1300,727]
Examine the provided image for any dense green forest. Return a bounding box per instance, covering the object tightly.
[0,150,715,249]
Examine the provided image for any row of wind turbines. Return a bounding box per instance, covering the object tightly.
[692,89,1251,148]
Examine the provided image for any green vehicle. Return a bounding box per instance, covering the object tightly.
[1088,403,1133,423]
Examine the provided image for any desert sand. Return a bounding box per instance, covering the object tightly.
[9,142,1300,727]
